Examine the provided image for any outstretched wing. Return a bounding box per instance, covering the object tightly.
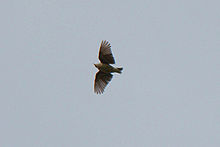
[98,40,115,64]
[94,71,113,94]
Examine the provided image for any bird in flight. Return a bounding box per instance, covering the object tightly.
[94,40,123,94]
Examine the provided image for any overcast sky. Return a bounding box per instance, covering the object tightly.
[0,0,219,147]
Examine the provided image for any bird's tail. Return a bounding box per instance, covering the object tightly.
[116,67,123,74]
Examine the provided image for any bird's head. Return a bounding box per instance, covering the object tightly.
[94,64,97,68]
[94,63,101,69]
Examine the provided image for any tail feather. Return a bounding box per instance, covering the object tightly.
[117,67,123,74]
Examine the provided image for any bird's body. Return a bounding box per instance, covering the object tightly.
[94,63,122,74]
[94,40,123,94]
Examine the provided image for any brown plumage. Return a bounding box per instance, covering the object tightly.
[94,71,113,94]
[94,40,123,94]
[99,40,115,64]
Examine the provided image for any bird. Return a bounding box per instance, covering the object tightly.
[94,40,123,94]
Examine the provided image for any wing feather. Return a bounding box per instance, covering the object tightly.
[94,71,113,94]
[98,40,115,64]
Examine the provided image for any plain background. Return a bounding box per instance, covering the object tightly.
[0,0,219,146]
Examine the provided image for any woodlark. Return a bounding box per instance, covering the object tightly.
[94,40,123,94]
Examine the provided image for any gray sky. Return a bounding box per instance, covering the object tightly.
[0,0,219,146]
